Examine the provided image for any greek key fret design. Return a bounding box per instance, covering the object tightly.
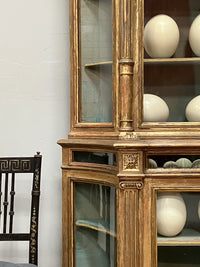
[0,159,32,172]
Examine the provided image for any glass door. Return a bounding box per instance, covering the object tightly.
[156,191,200,266]
[143,0,200,124]
[75,182,116,267]
[79,0,113,123]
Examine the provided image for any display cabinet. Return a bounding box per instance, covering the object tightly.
[58,0,200,266]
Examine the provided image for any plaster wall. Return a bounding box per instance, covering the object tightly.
[0,0,70,266]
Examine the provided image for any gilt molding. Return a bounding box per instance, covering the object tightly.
[119,131,138,140]
[119,181,143,190]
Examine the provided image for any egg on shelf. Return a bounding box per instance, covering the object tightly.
[144,14,180,58]
[148,158,157,169]
[157,192,187,237]
[192,159,200,168]
[143,94,169,122]
[163,161,178,169]
[185,95,200,122]
[176,158,192,168]
[189,14,200,56]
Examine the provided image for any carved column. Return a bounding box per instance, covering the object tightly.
[119,0,134,131]
[118,181,143,267]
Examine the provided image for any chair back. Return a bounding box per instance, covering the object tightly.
[0,152,42,265]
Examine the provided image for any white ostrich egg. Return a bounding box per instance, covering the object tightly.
[189,14,200,56]
[143,94,169,122]
[185,95,200,122]
[157,192,187,237]
[144,14,180,58]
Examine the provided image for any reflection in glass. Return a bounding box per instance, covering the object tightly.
[80,0,113,123]
[75,183,116,267]
[73,151,117,166]
[144,64,200,122]
[158,247,200,267]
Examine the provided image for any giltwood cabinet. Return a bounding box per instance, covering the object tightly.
[58,0,200,266]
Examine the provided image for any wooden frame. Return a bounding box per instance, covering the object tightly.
[0,153,42,265]
[58,0,200,266]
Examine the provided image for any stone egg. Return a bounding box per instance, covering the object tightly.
[185,95,200,122]
[157,192,187,237]
[143,94,169,122]
[144,14,180,58]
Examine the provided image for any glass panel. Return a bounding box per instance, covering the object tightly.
[143,0,200,123]
[157,191,200,266]
[75,183,116,267]
[73,151,117,166]
[148,155,200,169]
[80,0,113,123]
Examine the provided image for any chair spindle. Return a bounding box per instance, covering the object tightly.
[3,173,9,233]
[0,173,2,231]
[9,173,15,233]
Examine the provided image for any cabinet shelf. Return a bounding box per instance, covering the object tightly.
[76,219,116,237]
[144,57,200,65]
[85,61,112,68]
[157,229,200,246]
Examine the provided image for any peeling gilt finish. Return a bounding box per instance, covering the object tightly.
[58,0,200,266]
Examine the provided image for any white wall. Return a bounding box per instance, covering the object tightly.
[0,0,70,266]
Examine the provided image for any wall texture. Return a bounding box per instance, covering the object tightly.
[0,0,70,266]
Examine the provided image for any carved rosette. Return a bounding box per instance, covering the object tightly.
[123,153,139,171]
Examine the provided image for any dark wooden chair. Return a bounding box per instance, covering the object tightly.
[0,153,42,267]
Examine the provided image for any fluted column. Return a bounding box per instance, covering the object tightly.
[118,181,143,267]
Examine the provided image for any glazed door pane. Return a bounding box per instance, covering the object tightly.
[157,191,200,266]
[143,0,200,123]
[75,183,116,267]
[80,0,113,123]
